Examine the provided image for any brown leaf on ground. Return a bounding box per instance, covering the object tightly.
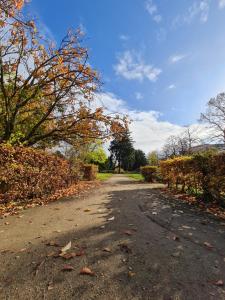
[214,280,224,286]
[80,267,95,276]
[204,242,213,249]
[59,252,76,260]
[84,209,91,212]
[103,247,112,253]
[128,271,136,277]
[123,230,133,236]
[19,248,27,252]
[61,241,71,253]
[62,265,74,271]
[47,251,56,257]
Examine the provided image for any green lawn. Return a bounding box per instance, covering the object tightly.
[126,173,144,181]
[97,173,113,181]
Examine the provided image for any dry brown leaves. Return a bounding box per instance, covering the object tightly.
[79,267,95,276]
[0,181,100,218]
[163,188,225,220]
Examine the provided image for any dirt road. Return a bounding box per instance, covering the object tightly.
[0,175,225,300]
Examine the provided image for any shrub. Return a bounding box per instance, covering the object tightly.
[0,144,78,204]
[82,164,98,181]
[160,152,225,205]
[140,166,160,182]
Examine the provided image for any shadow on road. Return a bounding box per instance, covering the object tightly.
[1,183,225,300]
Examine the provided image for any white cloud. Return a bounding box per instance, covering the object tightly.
[172,0,210,27]
[119,34,129,41]
[218,0,225,9]
[145,0,162,23]
[135,92,143,100]
[168,84,176,89]
[169,54,187,64]
[153,15,162,23]
[145,0,157,15]
[95,92,212,153]
[114,50,161,82]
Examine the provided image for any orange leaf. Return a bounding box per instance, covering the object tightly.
[80,267,95,276]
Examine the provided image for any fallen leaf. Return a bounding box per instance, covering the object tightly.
[204,242,213,249]
[47,284,54,291]
[128,271,136,277]
[19,248,27,252]
[123,230,133,236]
[80,267,95,276]
[62,264,74,272]
[47,251,56,257]
[182,225,191,229]
[103,247,111,253]
[4,222,10,225]
[61,241,71,253]
[84,209,91,212]
[214,280,224,286]
[59,252,76,260]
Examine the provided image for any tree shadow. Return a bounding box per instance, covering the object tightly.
[1,185,225,299]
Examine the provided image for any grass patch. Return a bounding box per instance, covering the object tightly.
[127,173,144,181]
[97,173,113,181]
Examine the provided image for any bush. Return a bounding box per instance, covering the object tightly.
[160,152,225,204]
[140,166,160,182]
[82,164,98,181]
[0,144,78,204]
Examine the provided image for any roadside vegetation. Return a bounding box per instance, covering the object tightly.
[126,173,144,181]
[96,173,113,181]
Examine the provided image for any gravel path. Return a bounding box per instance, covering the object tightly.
[0,175,225,300]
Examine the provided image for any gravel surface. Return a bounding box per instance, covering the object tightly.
[0,175,225,300]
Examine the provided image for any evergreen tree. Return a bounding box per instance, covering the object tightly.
[109,131,134,173]
[133,149,148,170]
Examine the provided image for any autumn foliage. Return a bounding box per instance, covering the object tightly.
[83,164,98,181]
[140,166,160,182]
[0,144,78,204]
[0,0,127,148]
[160,152,225,204]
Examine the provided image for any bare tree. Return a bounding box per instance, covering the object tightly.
[200,93,225,143]
[162,127,201,159]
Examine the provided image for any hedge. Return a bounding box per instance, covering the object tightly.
[160,152,225,204]
[140,166,160,182]
[83,164,98,181]
[0,144,78,204]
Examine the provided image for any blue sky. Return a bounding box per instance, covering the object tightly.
[27,0,225,152]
